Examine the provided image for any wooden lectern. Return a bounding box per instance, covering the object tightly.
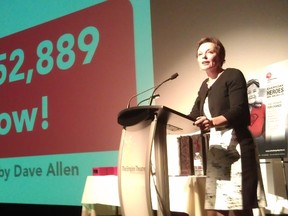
[117,106,198,216]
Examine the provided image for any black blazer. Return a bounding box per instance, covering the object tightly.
[189,68,251,129]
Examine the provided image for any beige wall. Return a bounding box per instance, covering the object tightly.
[151,1,288,213]
[151,0,288,114]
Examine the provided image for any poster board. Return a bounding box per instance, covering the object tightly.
[246,60,288,158]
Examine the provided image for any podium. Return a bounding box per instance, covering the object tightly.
[117,106,198,216]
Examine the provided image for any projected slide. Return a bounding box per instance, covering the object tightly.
[0,0,154,205]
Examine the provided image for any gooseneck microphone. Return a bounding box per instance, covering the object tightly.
[148,73,179,105]
[137,94,160,106]
[126,86,155,108]
[126,73,179,108]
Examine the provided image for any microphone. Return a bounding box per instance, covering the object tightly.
[126,86,155,108]
[137,94,160,106]
[126,73,178,108]
[148,73,179,105]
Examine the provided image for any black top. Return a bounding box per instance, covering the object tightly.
[189,68,251,129]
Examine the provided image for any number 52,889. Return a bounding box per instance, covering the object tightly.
[0,26,99,86]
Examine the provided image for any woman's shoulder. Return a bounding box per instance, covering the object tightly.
[222,68,246,84]
[223,68,245,78]
[224,67,243,74]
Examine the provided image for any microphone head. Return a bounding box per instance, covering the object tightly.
[170,73,179,80]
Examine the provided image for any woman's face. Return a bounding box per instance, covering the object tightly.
[197,42,220,71]
[247,83,259,104]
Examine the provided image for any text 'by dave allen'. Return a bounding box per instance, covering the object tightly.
[0,161,79,181]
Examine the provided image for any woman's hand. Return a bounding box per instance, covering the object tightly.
[194,116,213,131]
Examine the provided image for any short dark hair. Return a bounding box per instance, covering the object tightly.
[247,79,260,88]
[196,37,226,66]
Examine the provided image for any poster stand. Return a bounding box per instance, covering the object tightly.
[280,157,288,199]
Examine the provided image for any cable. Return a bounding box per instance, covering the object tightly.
[150,161,171,216]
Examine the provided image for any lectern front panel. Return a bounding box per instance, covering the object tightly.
[118,119,156,216]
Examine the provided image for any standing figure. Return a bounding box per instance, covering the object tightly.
[247,79,266,145]
[189,37,266,216]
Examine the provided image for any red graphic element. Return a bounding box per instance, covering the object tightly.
[0,1,136,157]
[266,72,272,79]
[250,114,258,126]
[249,105,266,138]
